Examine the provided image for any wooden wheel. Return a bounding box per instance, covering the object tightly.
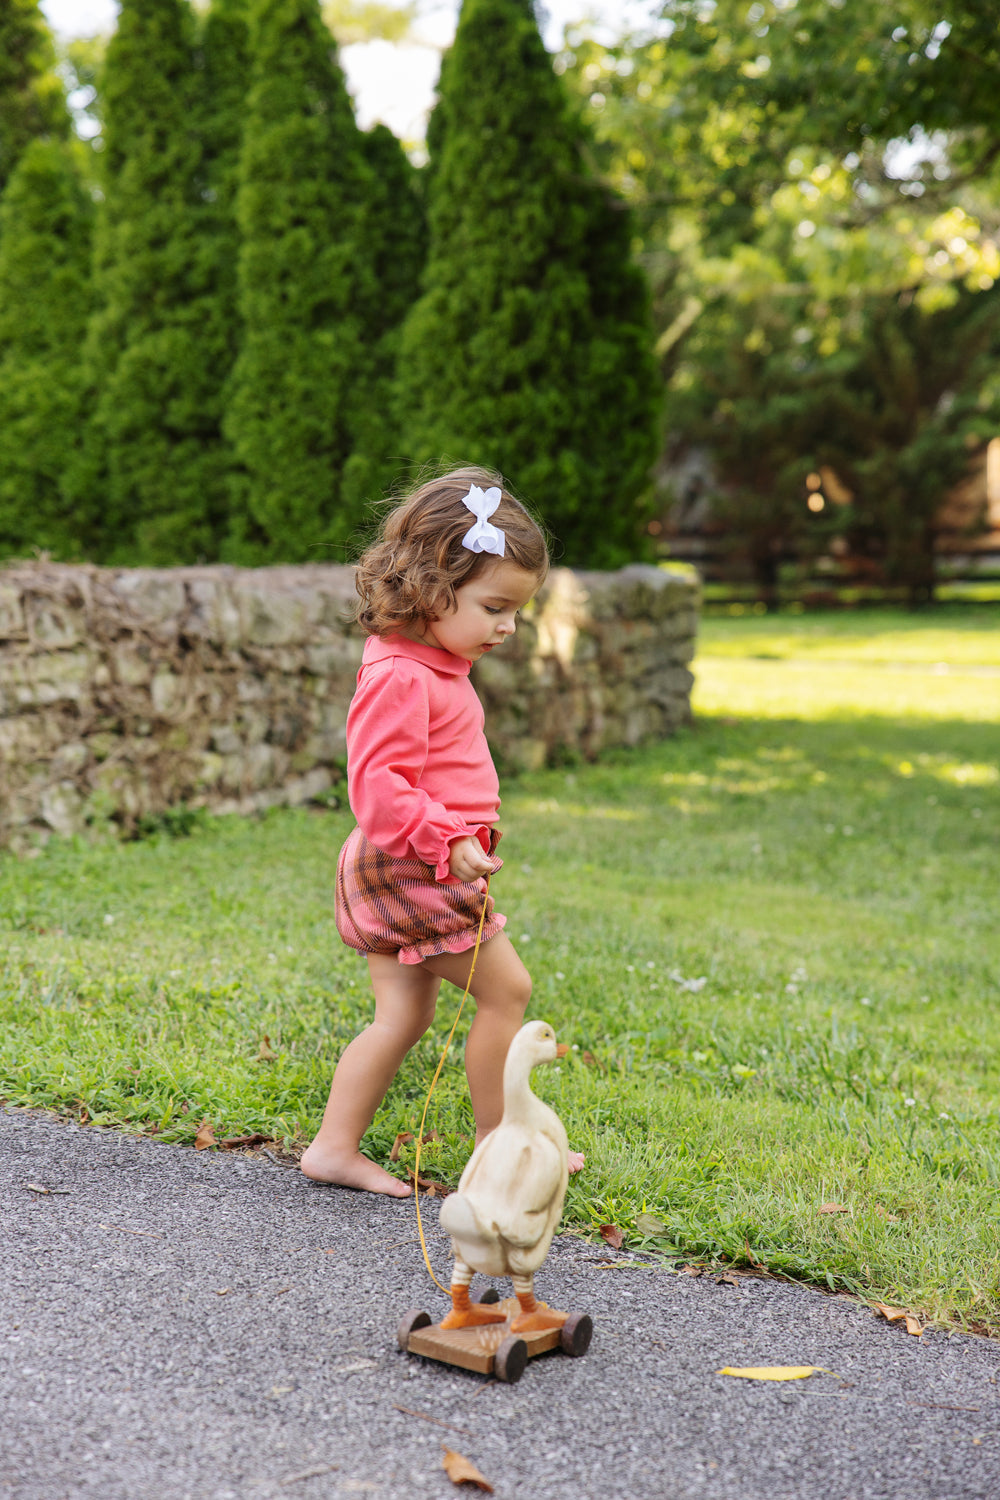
[559,1312,593,1358]
[493,1335,528,1384]
[397,1308,431,1351]
[479,1286,501,1305]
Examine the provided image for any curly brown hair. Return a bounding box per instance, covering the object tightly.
[354,466,549,637]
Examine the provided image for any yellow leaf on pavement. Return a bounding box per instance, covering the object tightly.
[874,1302,907,1322]
[718,1366,825,1381]
[441,1448,494,1492]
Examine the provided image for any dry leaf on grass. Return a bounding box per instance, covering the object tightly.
[219,1132,272,1151]
[582,1050,602,1069]
[194,1119,216,1151]
[599,1223,625,1250]
[257,1035,278,1062]
[676,1264,703,1277]
[718,1366,826,1381]
[405,1167,450,1197]
[904,1315,924,1336]
[389,1132,413,1162]
[818,1202,850,1215]
[441,1447,494,1492]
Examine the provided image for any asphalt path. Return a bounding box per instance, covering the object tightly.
[3,1110,998,1500]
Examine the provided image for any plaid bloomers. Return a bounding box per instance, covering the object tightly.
[335,826,505,966]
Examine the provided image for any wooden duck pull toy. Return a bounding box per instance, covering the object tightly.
[397,1021,593,1382]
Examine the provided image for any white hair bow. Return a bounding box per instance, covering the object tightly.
[460,483,506,557]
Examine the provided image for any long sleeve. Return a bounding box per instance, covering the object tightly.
[347,657,493,881]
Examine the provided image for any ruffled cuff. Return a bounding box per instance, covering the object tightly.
[433,825,492,883]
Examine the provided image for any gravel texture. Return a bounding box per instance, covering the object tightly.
[2,1109,998,1500]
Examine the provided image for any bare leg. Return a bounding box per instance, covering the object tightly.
[423,932,532,1143]
[300,955,440,1196]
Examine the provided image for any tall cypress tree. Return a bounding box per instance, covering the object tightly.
[74,0,233,564]
[395,0,660,566]
[0,137,93,558]
[223,0,378,563]
[0,0,69,200]
[344,122,427,509]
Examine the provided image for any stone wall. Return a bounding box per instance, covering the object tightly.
[0,561,698,851]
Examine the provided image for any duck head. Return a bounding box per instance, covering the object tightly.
[507,1019,559,1074]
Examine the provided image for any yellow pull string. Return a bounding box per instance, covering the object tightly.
[413,874,492,1295]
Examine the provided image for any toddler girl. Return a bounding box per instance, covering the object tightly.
[300,466,584,1196]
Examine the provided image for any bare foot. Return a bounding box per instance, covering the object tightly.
[300,1142,411,1197]
[567,1150,586,1175]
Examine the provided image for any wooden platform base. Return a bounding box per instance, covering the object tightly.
[397,1295,592,1383]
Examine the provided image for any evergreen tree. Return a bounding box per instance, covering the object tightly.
[223,0,379,563]
[73,0,234,564]
[0,0,69,200]
[347,122,427,507]
[0,137,93,558]
[395,0,660,566]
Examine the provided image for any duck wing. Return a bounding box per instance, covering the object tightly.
[461,1127,567,1250]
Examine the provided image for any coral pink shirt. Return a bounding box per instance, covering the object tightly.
[346,635,500,882]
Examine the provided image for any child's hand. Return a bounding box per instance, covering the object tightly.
[448,836,498,882]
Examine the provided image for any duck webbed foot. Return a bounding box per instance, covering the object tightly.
[510,1290,568,1334]
[439,1282,507,1329]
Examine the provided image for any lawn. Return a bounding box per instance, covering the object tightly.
[2,605,999,1331]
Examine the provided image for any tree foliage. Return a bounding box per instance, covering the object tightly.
[0,137,93,557]
[73,0,236,564]
[223,0,382,563]
[396,0,660,567]
[559,0,1000,599]
[0,0,69,199]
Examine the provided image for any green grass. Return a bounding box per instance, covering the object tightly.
[2,604,999,1331]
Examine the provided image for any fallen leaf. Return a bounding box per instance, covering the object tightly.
[218,1132,272,1151]
[555,1043,570,1057]
[818,1202,849,1215]
[716,1272,741,1287]
[873,1303,907,1323]
[194,1119,216,1151]
[421,1129,440,1145]
[874,1204,899,1222]
[904,1315,923,1336]
[390,1132,413,1162]
[599,1223,625,1250]
[441,1448,494,1493]
[582,1051,602,1069]
[636,1212,666,1237]
[718,1366,825,1381]
[215,1287,231,1296]
[677,1264,703,1277]
[405,1167,450,1197]
[257,1035,278,1062]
